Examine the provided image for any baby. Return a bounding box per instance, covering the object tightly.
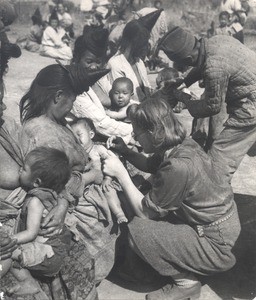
[2,147,71,296]
[156,67,189,113]
[71,117,128,224]
[106,77,137,122]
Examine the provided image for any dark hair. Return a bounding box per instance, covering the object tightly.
[31,15,42,25]
[19,63,99,123]
[20,64,74,123]
[73,26,109,63]
[120,21,150,59]
[128,98,186,150]
[219,11,230,19]
[71,117,96,133]
[112,77,134,92]
[72,36,88,63]
[158,67,179,82]
[25,147,71,193]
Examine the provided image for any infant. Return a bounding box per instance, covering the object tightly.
[71,117,128,224]
[106,77,138,122]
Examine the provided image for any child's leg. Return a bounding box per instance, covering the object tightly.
[105,188,128,224]
[7,267,42,295]
[0,259,13,278]
[0,247,22,278]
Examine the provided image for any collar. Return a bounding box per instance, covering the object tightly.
[195,38,206,71]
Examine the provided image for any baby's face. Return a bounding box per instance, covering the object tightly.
[112,82,132,108]
[72,123,93,149]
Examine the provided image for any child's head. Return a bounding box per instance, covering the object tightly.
[156,67,179,89]
[219,11,230,27]
[49,9,59,29]
[19,147,71,193]
[110,77,134,109]
[154,0,162,9]
[71,117,96,149]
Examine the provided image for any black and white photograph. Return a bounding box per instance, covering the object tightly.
[0,0,255,299]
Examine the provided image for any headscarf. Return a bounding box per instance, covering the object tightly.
[62,63,110,94]
[31,7,42,25]
[35,62,110,95]
[120,9,163,57]
[73,25,109,62]
[49,8,59,22]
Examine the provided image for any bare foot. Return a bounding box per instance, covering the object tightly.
[117,215,128,224]
[7,278,41,296]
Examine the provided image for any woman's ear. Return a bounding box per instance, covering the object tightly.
[33,177,42,188]
[54,90,63,104]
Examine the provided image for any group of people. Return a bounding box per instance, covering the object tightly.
[208,0,249,43]
[17,2,74,60]
[1,0,255,299]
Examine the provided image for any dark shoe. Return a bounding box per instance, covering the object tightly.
[146,282,201,300]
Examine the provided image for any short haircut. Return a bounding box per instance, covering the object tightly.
[158,67,179,82]
[128,98,186,150]
[112,77,134,93]
[154,0,162,6]
[25,147,71,193]
[219,11,230,19]
[70,117,96,133]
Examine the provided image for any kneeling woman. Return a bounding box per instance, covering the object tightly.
[103,98,241,300]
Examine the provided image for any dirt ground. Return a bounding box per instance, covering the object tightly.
[3,22,256,300]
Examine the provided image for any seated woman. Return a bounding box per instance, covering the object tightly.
[41,9,72,61]
[19,63,119,288]
[71,25,133,144]
[0,64,107,299]
[104,98,241,300]
[16,8,44,53]
[107,10,162,102]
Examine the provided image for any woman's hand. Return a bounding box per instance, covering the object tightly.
[103,150,127,179]
[106,136,129,155]
[0,231,17,260]
[39,198,68,237]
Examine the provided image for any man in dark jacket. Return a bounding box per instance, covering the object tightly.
[157,26,256,182]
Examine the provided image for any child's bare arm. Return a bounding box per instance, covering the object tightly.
[13,197,44,244]
[106,107,127,120]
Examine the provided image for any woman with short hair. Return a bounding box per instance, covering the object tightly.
[104,98,241,300]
